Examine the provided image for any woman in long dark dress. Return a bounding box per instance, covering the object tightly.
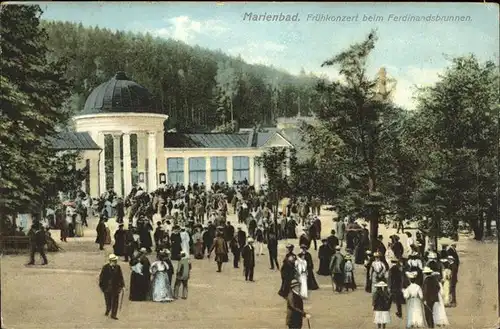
[278,256,296,298]
[317,239,333,276]
[129,257,144,301]
[364,250,374,293]
[303,247,319,290]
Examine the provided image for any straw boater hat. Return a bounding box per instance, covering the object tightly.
[374,281,387,288]
[406,271,417,279]
[247,237,254,243]
[140,247,147,253]
[428,252,437,259]
[345,254,352,260]
[422,266,433,274]
[366,250,372,255]
[108,254,118,261]
[335,245,341,250]
[373,252,381,257]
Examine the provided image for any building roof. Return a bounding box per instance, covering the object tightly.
[164,133,250,148]
[82,71,162,115]
[279,127,312,162]
[49,132,101,150]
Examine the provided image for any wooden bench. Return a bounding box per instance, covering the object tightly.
[0,236,31,254]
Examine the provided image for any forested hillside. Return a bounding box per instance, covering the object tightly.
[41,20,322,131]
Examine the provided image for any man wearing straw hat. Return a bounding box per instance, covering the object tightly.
[285,279,311,329]
[98,254,125,320]
[242,237,256,281]
[422,266,440,328]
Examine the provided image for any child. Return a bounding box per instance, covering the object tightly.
[343,254,356,291]
[373,281,391,329]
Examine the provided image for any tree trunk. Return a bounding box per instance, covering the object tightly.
[230,98,234,123]
[369,207,379,252]
[472,218,484,241]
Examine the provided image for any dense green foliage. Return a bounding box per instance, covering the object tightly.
[40,20,322,131]
[413,55,499,240]
[0,5,83,222]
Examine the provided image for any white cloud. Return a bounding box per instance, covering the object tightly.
[228,41,287,66]
[390,67,443,110]
[148,16,228,44]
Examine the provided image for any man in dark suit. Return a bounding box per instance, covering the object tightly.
[284,244,297,262]
[391,235,404,260]
[267,231,279,270]
[286,279,311,329]
[388,259,404,318]
[27,223,48,265]
[98,254,125,320]
[448,255,458,306]
[447,243,460,270]
[326,229,339,251]
[422,267,440,328]
[242,237,256,281]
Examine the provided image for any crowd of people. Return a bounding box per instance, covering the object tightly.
[20,180,461,329]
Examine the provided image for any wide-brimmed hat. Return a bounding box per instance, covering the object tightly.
[247,238,254,243]
[428,252,437,259]
[140,247,147,253]
[422,266,433,274]
[108,254,118,261]
[374,281,387,288]
[345,255,352,260]
[406,271,417,279]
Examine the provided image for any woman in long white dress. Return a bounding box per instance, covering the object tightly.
[370,253,387,293]
[74,214,84,237]
[433,273,449,326]
[150,253,174,302]
[403,272,426,328]
[441,259,452,307]
[295,252,308,299]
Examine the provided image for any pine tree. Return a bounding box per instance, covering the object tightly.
[0,5,76,221]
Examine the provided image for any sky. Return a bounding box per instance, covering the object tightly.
[17,2,500,109]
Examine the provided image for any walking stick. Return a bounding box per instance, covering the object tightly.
[119,289,125,311]
[307,318,311,329]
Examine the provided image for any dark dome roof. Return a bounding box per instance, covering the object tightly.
[82,72,162,115]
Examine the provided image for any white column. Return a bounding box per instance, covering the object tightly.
[123,132,132,196]
[97,132,106,196]
[285,147,291,176]
[156,131,166,182]
[183,156,189,187]
[113,133,123,196]
[227,156,233,185]
[89,157,99,198]
[136,132,146,189]
[249,156,255,186]
[147,131,157,191]
[205,156,211,189]
[255,163,261,192]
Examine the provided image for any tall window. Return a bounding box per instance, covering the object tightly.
[189,157,206,184]
[167,158,184,184]
[233,156,249,183]
[211,157,227,183]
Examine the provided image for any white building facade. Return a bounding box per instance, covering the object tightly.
[70,72,294,198]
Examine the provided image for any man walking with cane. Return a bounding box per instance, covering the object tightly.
[99,254,125,320]
[286,279,311,329]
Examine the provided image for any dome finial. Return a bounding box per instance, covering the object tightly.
[114,71,128,80]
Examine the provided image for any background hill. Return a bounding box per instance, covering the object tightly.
[42,20,323,132]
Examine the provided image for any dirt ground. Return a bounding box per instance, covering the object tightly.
[1,209,497,329]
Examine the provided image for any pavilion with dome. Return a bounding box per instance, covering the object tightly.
[51,72,310,198]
